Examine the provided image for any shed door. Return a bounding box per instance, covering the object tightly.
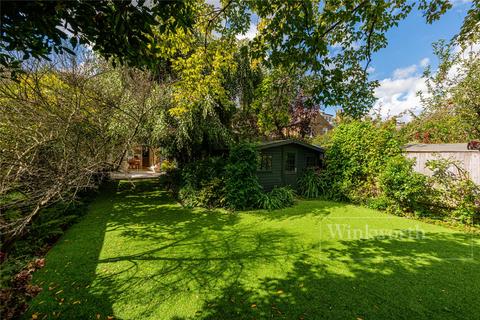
[284,151,297,187]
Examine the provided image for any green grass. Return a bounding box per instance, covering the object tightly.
[26,180,480,319]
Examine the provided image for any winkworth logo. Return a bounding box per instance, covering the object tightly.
[326,223,425,240]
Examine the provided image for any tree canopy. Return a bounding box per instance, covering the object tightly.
[0,0,195,76]
[401,39,480,143]
[3,0,473,117]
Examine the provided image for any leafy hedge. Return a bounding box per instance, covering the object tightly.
[224,143,263,210]
[178,157,227,208]
[319,118,480,225]
[323,119,402,201]
[379,156,430,215]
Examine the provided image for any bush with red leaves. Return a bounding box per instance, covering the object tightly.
[467,141,480,151]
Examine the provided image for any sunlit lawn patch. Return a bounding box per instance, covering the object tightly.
[26,180,480,319]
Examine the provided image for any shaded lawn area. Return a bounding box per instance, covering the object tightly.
[25,180,480,319]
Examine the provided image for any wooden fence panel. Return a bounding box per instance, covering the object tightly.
[405,151,480,185]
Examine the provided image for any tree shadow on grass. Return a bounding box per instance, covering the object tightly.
[182,232,480,320]
[90,182,314,319]
[25,180,315,319]
[25,180,480,319]
[24,182,120,320]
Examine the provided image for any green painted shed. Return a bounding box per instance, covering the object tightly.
[256,139,324,191]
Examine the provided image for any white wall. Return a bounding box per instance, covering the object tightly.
[405,151,480,185]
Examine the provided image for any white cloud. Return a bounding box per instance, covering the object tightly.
[420,57,430,67]
[392,64,417,79]
[373,58,432,120]
[374,75,427,120]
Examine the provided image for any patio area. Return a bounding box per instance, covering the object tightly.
[109,170,163,180]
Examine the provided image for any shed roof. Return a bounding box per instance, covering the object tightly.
[404,143,475,152]
[258,139,324,152]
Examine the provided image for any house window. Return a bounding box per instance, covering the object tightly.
[306,155,316,168]
[258,153,273,171]
[285,152,296,173]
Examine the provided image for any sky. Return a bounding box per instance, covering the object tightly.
[364,0,473,120]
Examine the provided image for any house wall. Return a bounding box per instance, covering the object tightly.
[405,151,480,185]
[310,113,333,137]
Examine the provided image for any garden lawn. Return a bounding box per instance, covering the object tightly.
[26,180,480,319]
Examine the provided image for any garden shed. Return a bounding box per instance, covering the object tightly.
[256,139,324,191]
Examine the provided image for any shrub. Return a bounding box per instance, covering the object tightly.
[323,119,403,202]
[426,158,480,224]
[257,187,295,210]
[179,178,226,209]
[297,168,322,198]
[225,143,263,210]
[158,168,181,195]
[178,185,199,208]
[196,178,226,208]
[181,157,225,189]
[271,187,295,206]
[160,159,176,172]
[366,196,390,211]
[379,156,430,215]
[177,157,227,208]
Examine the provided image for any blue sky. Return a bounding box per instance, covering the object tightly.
[371,3,469,79]
[359,1,472,119]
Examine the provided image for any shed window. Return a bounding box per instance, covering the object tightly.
[258,153,273,171]
[285,152,296,173]
[306,155,316,168]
